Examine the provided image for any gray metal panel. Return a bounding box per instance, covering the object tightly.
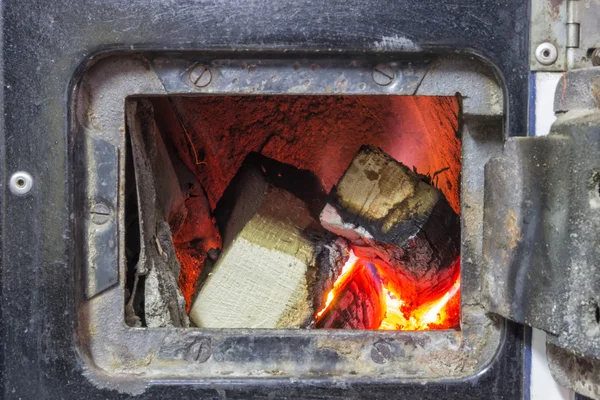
[530,0,568,71]
[85,137,119,298]
[483,135,571,336]
[483,67,600,365]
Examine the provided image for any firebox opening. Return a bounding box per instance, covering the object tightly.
[124,95,462,331]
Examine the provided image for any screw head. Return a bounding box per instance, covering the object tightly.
[370,341,392,364]
[9,171,33,195]
[535,42,558,65]
[591,49,600,66]
[372,64,395,86]
[189,64,212,88]
[185,338,212,363]
[90,203,111,225]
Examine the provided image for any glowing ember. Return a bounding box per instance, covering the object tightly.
[418,276,461,326]
[315,251,461,331]
[315,249,360,318]
[379,274,460,330]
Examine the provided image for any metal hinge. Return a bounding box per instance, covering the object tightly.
[531,0,600,71]
[566,0,580,49]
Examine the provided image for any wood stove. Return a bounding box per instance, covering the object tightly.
[3,1,600,399]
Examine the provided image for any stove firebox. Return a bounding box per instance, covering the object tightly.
[72,54,508,391]
[124,95,462,332]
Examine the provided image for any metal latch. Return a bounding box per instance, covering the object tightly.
[481,67,600,395]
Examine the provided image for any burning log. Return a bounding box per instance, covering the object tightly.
[189,156,325,328]
[315,260,385,329]
[309,237,351,313]
[320,146,460,307]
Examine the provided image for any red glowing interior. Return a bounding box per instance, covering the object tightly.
[315,250,460,330]
[152,95,461,330]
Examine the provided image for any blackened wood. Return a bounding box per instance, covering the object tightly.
[320,145,460,307]
[315,261,385,329]
[309,237,351,313]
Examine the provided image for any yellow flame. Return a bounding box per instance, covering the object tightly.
[379,275,461,330]
[379,289,410,330]
[315,249,461,331]
[315,250,359,318]
[419,277,461,325]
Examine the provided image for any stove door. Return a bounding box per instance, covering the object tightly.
[481,67,600,397]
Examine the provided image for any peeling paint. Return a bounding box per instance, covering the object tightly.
[374,35,421,51]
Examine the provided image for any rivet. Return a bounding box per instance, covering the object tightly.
[535,42,558,65]
[9,171,33,195]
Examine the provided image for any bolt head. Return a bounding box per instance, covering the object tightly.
[372,64,395,86]
[9,171,33,195]
[90,203,111,225]
[185,338,212,363]
[189,64,212,88]
[591,49,600,66]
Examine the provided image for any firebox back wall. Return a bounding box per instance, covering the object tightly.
[153,96,461,212]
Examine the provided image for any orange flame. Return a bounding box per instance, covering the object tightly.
[379,275,460,330]
[315,251,461,331]
[315,249,360,318]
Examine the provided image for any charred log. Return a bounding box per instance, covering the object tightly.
[315,261,385,329]
[309,237,351,314]
[320,145,460,307]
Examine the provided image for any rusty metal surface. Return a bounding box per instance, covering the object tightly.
[531,0,600,71]
[548,343,600,399]
[530,0,568,71]
[150,56,431,96]
[569,0,600,69]
[482,135,571,336]
[149,55,503,119]
[555,67,600,112]
[67,54,506,394]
